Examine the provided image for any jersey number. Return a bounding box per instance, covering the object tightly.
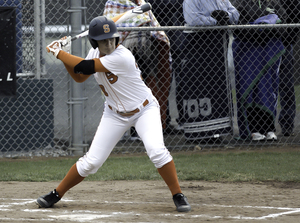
[106,72,118,84]
[99,72,118,97]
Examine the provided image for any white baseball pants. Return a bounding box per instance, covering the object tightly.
[76,97,173,177]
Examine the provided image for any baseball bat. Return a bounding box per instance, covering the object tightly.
[70,3,152,42]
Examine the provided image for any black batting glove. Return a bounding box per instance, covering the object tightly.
[211,10,229,25]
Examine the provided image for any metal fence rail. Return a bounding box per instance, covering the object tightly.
[0,0,299,158]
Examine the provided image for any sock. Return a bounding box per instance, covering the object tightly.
[157,160,182,196]
[55,163,85,198]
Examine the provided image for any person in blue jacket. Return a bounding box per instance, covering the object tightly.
[278,0,300,137]
[232,0,287,141]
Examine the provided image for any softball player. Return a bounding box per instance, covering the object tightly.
[36,16,191,212]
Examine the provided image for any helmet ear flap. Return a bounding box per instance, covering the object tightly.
[115,37,119,46]
[89,36,98,49]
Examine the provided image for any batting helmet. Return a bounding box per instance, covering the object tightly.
[88,16,120,49]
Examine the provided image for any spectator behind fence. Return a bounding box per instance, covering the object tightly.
[232,0,287,141]
[181,0,239,142]
[103,0,171,138]
[148,0,185,134]
[278,0,300,137]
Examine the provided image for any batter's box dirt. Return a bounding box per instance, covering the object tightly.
[0,180,300,222]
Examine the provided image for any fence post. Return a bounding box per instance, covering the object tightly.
[68,0,86,155]
[34,0,40,79]
[41,0,46,76]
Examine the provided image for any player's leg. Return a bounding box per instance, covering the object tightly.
[135,103,179,195]
[36,107,130,207]
[135,100,191,212]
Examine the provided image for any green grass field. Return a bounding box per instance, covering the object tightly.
[1,150,300,183]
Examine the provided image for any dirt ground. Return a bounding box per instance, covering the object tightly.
[0,179,300,223]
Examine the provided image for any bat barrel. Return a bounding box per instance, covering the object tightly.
[141,2,151,11]
[70,3,151,42]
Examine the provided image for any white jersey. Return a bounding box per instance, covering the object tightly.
[86,45,152,112]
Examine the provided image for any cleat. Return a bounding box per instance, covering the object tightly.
[266,132,277,141]
[36,189,61,208]
[251,132,266,141]
[173,193,191,212]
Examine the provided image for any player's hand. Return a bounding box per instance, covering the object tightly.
[211,10,229,25]
[60,36,72,54]
[46,40,62,58]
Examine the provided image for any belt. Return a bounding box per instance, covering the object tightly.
[108,99,149,117]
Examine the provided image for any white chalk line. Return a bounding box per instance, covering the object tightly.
[0,198,300,222]
[0,217,56,222]
[196,204,300,220]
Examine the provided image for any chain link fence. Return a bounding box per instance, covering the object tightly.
[1,0,300,158]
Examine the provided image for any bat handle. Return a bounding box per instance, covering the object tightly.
[71,36,78,41]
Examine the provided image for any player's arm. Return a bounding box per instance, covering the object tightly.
[46,38,110,83]
[58,51,110,83]
[62,62,90,83]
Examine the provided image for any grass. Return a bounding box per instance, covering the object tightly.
[0,150,300,183]
[174,151,300,182]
